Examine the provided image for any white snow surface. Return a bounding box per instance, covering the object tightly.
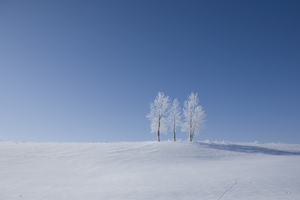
[1,141,300,200]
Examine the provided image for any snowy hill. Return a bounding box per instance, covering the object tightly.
[1,141,300,200]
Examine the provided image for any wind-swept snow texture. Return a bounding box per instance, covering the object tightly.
[1,141,300,200]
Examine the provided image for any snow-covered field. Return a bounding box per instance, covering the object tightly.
[1,141,300,200]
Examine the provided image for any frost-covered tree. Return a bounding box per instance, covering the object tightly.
[182,92,206,142]
[168,98,181,141]
[146,92,170,142]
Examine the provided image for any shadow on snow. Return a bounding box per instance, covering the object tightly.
[197,142,300,156]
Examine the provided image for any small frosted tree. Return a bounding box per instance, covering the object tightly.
[182,92,206,142]
[168,98,181,141]
[146,92,170,142]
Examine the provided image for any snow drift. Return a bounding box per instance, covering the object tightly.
[1,141,300,200]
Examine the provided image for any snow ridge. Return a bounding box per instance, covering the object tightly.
[1,141,300,200]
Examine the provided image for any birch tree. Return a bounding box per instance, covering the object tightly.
[169,98,181,141]
[182,92,206,142]
[146,92,170,142]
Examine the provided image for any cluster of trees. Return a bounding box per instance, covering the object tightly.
[147,92,206,142]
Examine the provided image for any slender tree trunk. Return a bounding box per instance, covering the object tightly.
[190,132,193,142]
[173,130,176,142]
[158,117,161,142]
[158,130,160,142]
[173,117,176,141]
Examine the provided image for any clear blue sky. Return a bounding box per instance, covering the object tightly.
[1,0,299,143]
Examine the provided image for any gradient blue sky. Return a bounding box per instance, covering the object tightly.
[1,0,299,143]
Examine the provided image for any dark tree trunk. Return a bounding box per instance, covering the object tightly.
[173,118,176,141]
[158,117,161,142]
[173,130,176,141]
[190,133,193,142]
